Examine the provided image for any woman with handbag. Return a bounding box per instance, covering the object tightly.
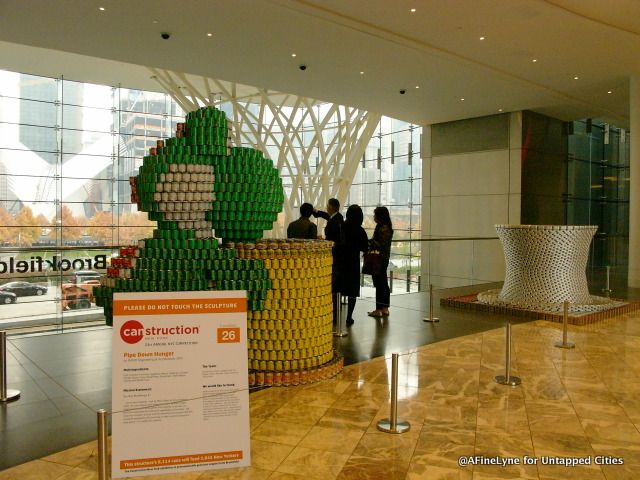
[367,206,393,317]
[340,205,369,326]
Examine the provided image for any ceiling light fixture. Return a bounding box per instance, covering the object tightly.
[410,8,416,13]
[415,85,419,89]
[291,53,297,57]
[99,6,105,11]
[498,108,503,112]
[607,90,612,94]
[532,59,537,63]
[479,36,485,41]
[152,20,158,24]
[207,33,212,37]
[574,76,579,80]
[460,98,465,101]
[360,71,364,75]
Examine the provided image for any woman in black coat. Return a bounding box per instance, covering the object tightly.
[340,205,368,326]
[368,206,393,317]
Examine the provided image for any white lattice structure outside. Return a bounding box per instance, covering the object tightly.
[477,224,616,313]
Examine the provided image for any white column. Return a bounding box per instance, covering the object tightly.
[420,125,431,288]
[629,77,640,287]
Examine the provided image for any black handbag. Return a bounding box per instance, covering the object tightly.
[362,250,382,275]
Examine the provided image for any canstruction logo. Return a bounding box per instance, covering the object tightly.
[0,255,107,274]
[120,319,200,344]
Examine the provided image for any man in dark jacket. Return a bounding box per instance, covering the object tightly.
[313,198,344,323]
[313,198,344,247]
[287,203,317,239]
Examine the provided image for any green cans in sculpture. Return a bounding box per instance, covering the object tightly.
[94,106,284,325]
[209,147,284,243]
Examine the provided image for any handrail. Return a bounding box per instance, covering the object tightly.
[391,237,498,243]
[0,245,118,253]
[0,238,502,254]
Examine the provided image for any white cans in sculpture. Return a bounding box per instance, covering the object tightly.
[477,225,613,312]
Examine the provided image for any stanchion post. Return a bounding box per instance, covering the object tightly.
[602,266,612,297]
[406,269,411,293]
[555,301,575,349]
[0,331,20,402]
[97,409,109,480]
[495,322,521,386]
[423,284,440,322]
[377,353,410,434]
[333,292,348,337]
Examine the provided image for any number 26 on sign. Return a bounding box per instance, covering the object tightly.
[217,327,240,343]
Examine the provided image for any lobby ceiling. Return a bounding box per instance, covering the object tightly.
[1,0,639,126]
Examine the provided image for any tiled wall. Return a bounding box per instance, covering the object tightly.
[421,112,522,288]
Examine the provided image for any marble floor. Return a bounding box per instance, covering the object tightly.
[3,311,640,479]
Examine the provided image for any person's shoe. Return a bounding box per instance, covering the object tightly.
[368,310,384,317]
[346,318,354,326]
[381,309,390,316]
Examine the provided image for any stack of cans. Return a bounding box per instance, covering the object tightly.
[238,239,344,387]
[96,106,275,324]
[208,146,284,243]
[96,105,342,386]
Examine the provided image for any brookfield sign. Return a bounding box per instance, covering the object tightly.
[0,255,108,274]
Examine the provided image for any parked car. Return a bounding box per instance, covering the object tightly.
[69,270,102,284]
[0,281,47,297]
[0,291,17,304]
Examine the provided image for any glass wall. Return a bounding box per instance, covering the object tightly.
[0,68,422,331]
[567,120,630,273]
[347,118,422,294]
[0,71,185,331]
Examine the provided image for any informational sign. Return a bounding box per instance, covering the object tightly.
[111,291,250,478]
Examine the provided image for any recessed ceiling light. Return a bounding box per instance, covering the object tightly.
[99,6,105,11]
[460,98,465,101]
[574,76,579,80]
[207,33,212,37]
[291,53,297,57]
[479,36,485,41]
[410,8,416,13]
[498,108,503,112]
[360,71,364,75]
[415,85,420,89]
[607,90,613,94]
[532,59,537,63]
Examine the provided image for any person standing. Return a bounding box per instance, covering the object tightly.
[313,198,344,322]
[368,206,393,317]
[340,205,368,326]
[287,203,317,239]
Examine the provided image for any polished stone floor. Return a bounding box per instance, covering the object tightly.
[0,285,519,471]
[2,281,640,478]
[3,313,640,479]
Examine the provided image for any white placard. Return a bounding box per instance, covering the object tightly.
[111,291,250,478]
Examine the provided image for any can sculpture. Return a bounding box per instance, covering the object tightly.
[95,106,342,385]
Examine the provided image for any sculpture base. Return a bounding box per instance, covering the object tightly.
[440,293,640,326]
[477,289,622,313]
